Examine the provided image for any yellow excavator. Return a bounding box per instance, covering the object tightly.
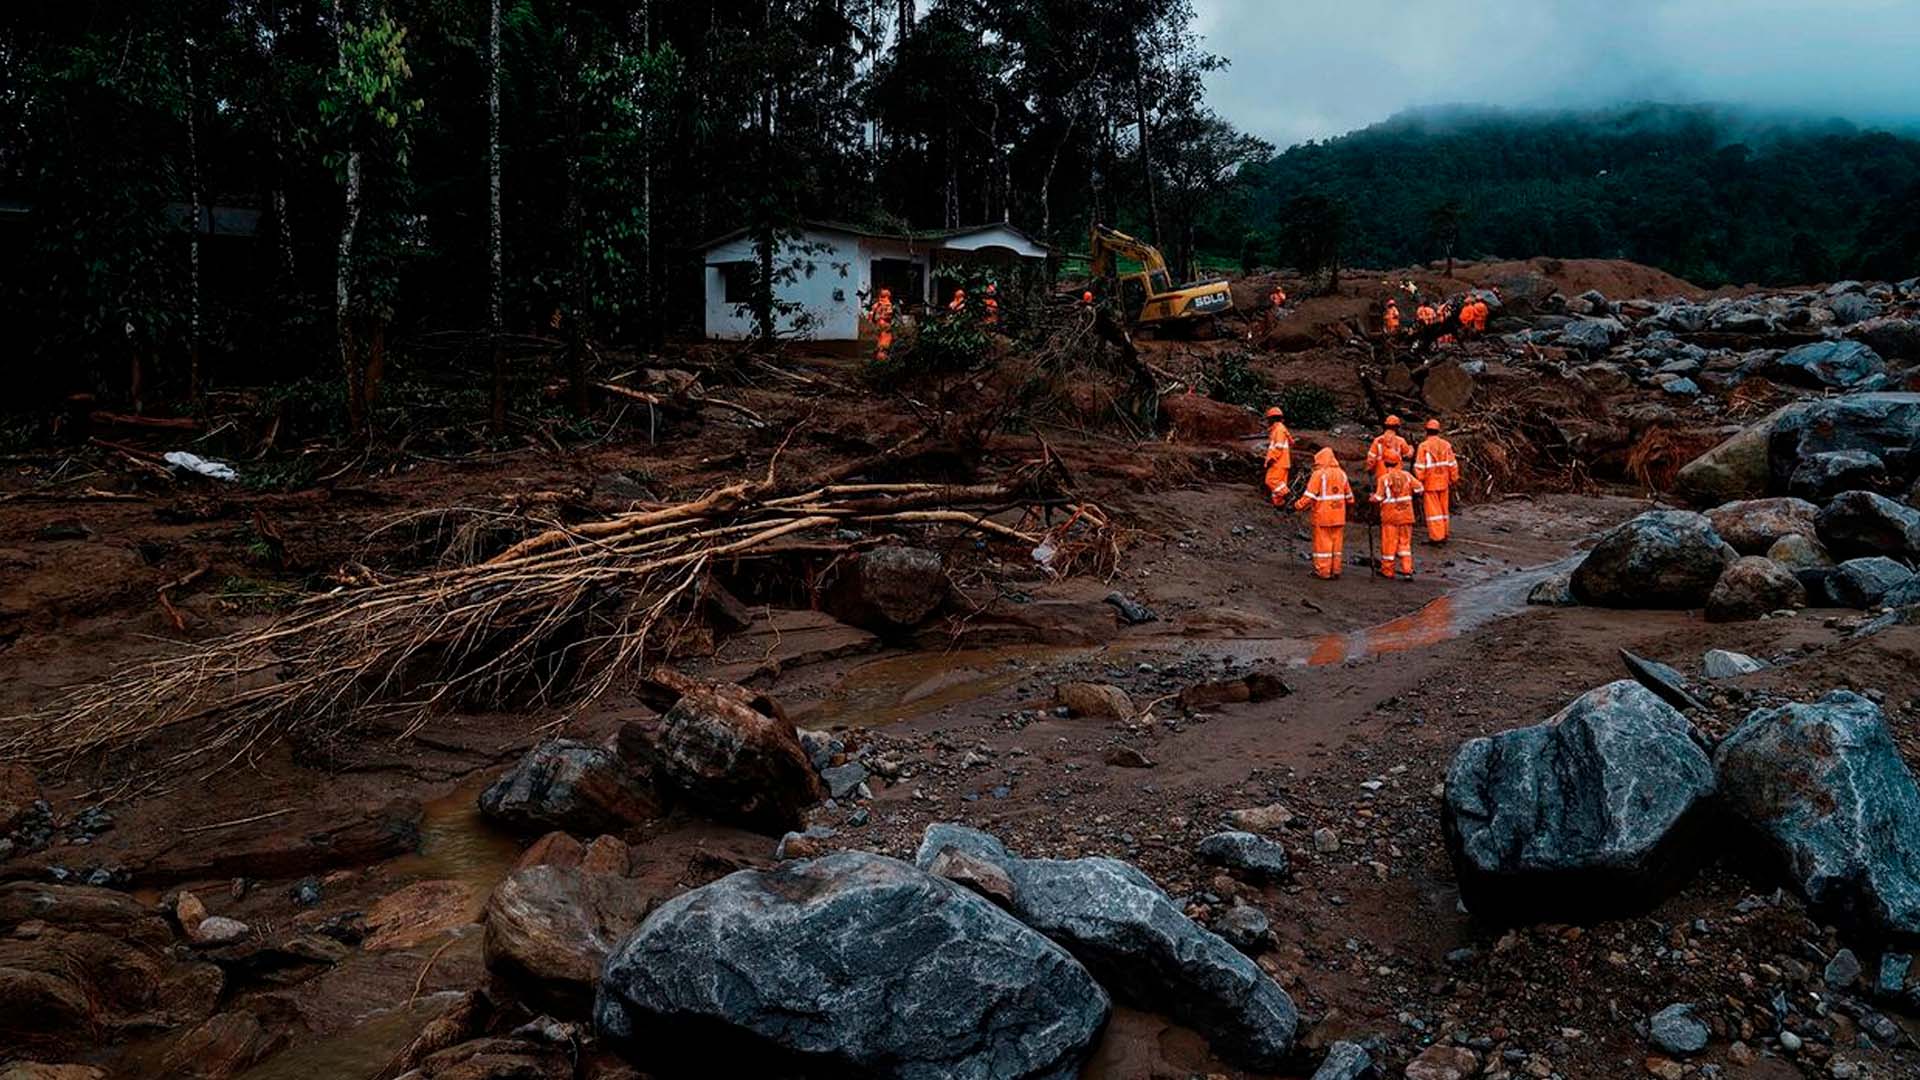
[1088,223,1234,333]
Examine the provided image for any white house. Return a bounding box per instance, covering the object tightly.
[698,220,1050,341]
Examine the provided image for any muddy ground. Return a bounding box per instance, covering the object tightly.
[3,263,1917,1080]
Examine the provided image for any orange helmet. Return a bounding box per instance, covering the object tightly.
[1387,298,1398,307]
[1426,418,1441,431]
[1081,290,1093,303]
[1265,407,1283,419]
[1384,449,1403,467]
[1385,415,1402,427]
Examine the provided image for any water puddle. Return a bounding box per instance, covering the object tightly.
[384,770,524,909]
[1296,556,1576,667]
[234,990,467,1080]
[796,644,1092,729]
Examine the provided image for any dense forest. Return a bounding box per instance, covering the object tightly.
[1242,104,1920,289]
[0,0,1264,422]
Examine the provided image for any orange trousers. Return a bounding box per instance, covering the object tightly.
[1423,487,1451,542]
[1311,524,1345,578]
[1265,461,1290,504]
[1379,522,1414,576]
[875,329,893,362]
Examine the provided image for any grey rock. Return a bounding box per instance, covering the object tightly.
[1578,362,1631,393]
[1706,497,1820,555]
[479,740,657,836]
[1766,533,1833,571]
[1195,831,1290,884]
[1658,376,1702,397]
[1703,649,1768,680]
[1311,1041,1376,1080]
[1830,293,1883,326]
[1706,556,1806,622]
[820,762,869,801]
[1877,953,1912,997]
[1679,409,1792,506]
[1572,510,1737,608]
[1769,393,1920,497]
[914,824,1298,1070]
[618,685,822,835]
[1825,948,1861,990]
[1213,903,1270,953]
[1818,490,1920,561]
[1559,318,1624,354]
[1442,681,1715,922]
[1847,317,1920,363]
[1525,570,1578,607]
[594,851,1108,1079]
[824,545,947,632]
[1715,691,1920,937]
[1620,649,1705,712]
[1829,557,1915,609]
[1103,591,1158,625]
[1766,341,1886,388]
[1650,1002,1710,1056]
[1790,450,1889,503]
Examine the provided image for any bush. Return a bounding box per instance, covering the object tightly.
[1277,383,1341,429]
[878,312,992,380]
[1204,349,1269,407]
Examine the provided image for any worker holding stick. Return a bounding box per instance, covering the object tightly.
[1293,447,1355,579]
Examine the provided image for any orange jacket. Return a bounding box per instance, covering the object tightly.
[1270,288,1287,308]
[1293,447,1354,526]
[1414,436,1459,490]
[1416,304,1437,325]
[1383,306,1401,333]
[869,298,894,326]
[1372,466,1423,526]
[1365,431,1412,476]
[1265,420,1292,467]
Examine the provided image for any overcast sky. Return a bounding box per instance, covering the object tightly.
[1189,0,1920,150]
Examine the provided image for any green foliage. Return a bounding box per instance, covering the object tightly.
[1203,350,1268,407]
[1277,384,1341,430]
[1244,104,1920,287]
[896,310,992,376]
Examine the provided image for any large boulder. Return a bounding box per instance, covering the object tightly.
[1768,393,1920,496]
[1789,450,1890,503]
[823,545,947,633]
[1714,692,1920,937]
[1763,340,1886,389]
[594,851,1109,1080]
[1816,490,1920,561]
[618,684,822,834]
[485,865,654,1013]
[1766,533,1833,571]
[478,740,657,836]
[1571,510,1736,608]
[1830,293,1883,326]
[1677,413,1786,506]
[1441,681,1715,922]
[1558,318,1624,354]
[1705,497,1820,555]
[1847,317,1920,363]
[1828,557,1916,609]
[915,824,1298,1070]
[1705,556,1805,622]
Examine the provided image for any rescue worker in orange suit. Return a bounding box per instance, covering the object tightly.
[1079,290,1094,307]
[1436,300,1456,346]
[1261,406,1292,505]
[1413,417,1460,543]
[1383,299,1401,336]
[1250,285,1288,343]
[868,287,895,363]
[948,288,967,314]
[1293,447,1355,579]
[1365,415,1413,481]
[1371,448,1423,579]
[1415,301,1438,328]
[983,283,1000,327]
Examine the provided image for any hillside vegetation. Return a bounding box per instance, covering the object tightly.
[1239,104,1920,287]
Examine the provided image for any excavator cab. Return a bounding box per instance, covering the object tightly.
[1089,224,1232,335]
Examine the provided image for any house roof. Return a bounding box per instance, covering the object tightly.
[694,219,1052,256]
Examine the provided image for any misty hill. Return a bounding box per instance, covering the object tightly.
[1239,103,1920,287]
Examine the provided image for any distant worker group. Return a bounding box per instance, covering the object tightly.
[867,282,1006,362]
[1384,283,1495,344]
[1267,411,1460,580]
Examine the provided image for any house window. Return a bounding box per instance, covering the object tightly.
[717,261,755,304]
[870,258,922,305]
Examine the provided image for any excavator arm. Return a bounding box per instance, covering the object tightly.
[1088,222,1231,331]
[1090,223,1169,279]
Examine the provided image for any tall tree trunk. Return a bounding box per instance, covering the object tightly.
[182,29,202,402]
[1037,108,1076,239]
[561,11,588,414]
[1133,69,1160,243]
[753,58,775,347]
[334,0,366,434]
[640,0,655,348]
[265,2,296,289]
[487,0,506,433]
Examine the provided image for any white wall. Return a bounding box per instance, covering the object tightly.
[703,229,860,341]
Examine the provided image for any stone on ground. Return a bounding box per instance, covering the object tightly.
[914,823,1298,1071]
[1817,490,1920,561]
[1768,392,1920,496]
[1790,450,1889,503]
[485,865,653,1013]
[1404,1044,1480,1080]
[1714,691,1920,937]
[1525,570,1577,606]
[478,739,656,836]
[1763,340,1886,388]
[1442,681,1715,922]
[594,851,1108,1080]
[1705,556,1806,622]
[1765,533,1832,571]
[1702,649,1768,680]
[1054,681,1134,720]
[617,684,821,834]
[1650,1002,1710,1056]
[1706,497,1820,554]
[1828,557,1916,609]
[1195,830,1290,884]
[1309,1041,1374,1080]
[823,545,947,633]
[1571,510,1736,608]
[1677,409,1788,506]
